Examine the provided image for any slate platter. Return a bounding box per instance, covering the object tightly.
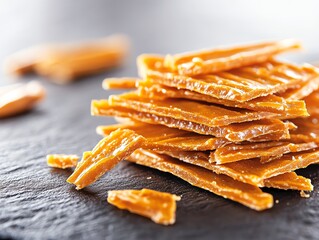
[1,1,319,239]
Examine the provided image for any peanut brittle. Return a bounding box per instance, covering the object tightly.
[47,154,79,169]
[92,100,292,142]
[127,149,273,211]
[67,129,145,189]
[160,150,313,191]
[0,81,45,118]
[103,78,138,89]
[96,122,229,151]
[163,39,300,76]
[107,189,180,225]
[213,141,318,164]
[138,83,308,117]
[138,55,317,102]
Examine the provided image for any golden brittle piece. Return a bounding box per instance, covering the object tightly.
[208,150,319,186]
[92,100,293,142]
[138,55,318,102]
[103,78,138,89]
[264,172,312,191]
[0,81,45,118]
[67,129,145,189]
[213,141,318,164]
[279,67,319,100]
[127,149,273,211]
[107,189,180,225]
[96,122,229,151]
[46,154,79,169]
[163,39,300,76]
[108,91,296,126]
[138,82,308,117]
[160,150,313,191]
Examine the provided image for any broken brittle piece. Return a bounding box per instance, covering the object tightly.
[107,189,180,225]
[92,100,293,142]
[160,150,313,191]
[67,129,145,189]
[138,55,318,102]
[108,91,300,126]
[213,141,318,164]
[102,78,138,89]
[127,149,273,211]
[96,122,229,151]
[137,82,308,117]
[209,150,319,186]
[164,39,301,76]
[0,81,45,118]
[47,154,79,169]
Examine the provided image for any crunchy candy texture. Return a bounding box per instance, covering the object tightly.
[208,150,319,186]
[138,55,318,102]
[108,91,296,126]
[213,141,318,164]
[138,82,309,117]
[103,78,138,89]
[92,100,292,142]
[128,149,274,211]
[107,189,180,225]
[47,154,79,169]
[67,129,145,189]
[96,122,229,151]
[159,150,313,191]
[164,39,301,76]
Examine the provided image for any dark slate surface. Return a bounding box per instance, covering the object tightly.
[1,1,319,239]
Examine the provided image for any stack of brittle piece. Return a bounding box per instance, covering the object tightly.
[68,39,319,211]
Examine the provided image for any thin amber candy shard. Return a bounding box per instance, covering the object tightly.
[67,129,145,189]
[47,154,79,169]
[107,189,180,225]
[127,149,273,211]
[164,39,301,76]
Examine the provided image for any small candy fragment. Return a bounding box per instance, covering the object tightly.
[46,154,79,169]
[107,189,180,225]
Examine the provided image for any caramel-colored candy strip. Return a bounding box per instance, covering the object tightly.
[67,129,145,189]
[96,122,229,151]
[163,39,300,76]
[103,78,138,89]
[5,35,130,84]
[0,81,45,118]
[161,150,313,190]
[127,149,273,211]
[279,67,319,100]
[47,154,79,169]
[138,55,315,102]
[92,100,291,142]
[107,189,180,225]
[138,83,308,117]
[108,91,295,126]
[304,90,319,116]
[213,141,318,164]
[264,172,312,191]
[209,150,319,186]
